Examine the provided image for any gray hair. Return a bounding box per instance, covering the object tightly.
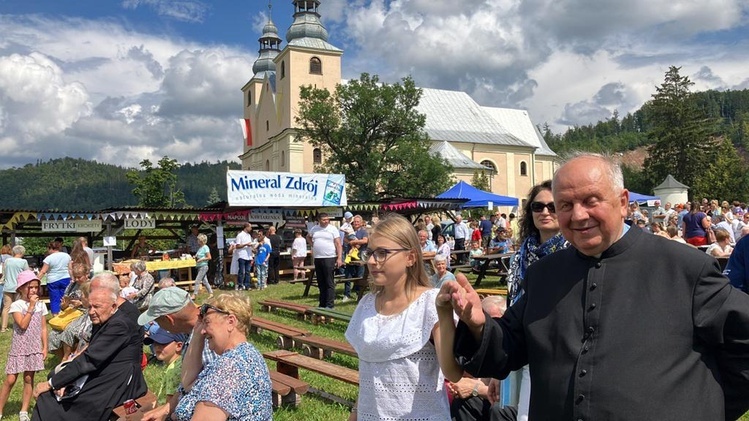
[12,245,25,255]
[481,295,507,318]
[434,254,448,263]
[131,260,147,272]
[91,272,121,295]
[158,277,176,289]
[553,151,624,193]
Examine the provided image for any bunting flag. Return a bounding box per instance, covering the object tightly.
[239,118,253,147]
[3,212,36,230]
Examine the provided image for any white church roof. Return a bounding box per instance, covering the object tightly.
[429,141,488,170]
[417,88,530,148]
[482,107,557,156]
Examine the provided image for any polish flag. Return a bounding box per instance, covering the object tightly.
[239,119,252,147]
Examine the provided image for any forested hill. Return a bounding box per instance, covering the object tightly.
[544,88,749,156]
[1,158,241,210]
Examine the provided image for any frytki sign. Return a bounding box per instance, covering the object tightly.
[227,170,347,207]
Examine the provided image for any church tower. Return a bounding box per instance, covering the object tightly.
[240,2,282,163]
[240,0,342,173]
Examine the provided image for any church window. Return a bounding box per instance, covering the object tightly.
[520,161,528,176]
[313,148,322,165]
[281,151,285,167]
[480,160,497,173]
[310,57,322,75]
[281,61,286,79]
[247,91,252,106]
[266,120,269,131]
[265,160,270,171]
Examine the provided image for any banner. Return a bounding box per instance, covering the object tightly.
[124,218,156,229]
[42,220,102,232]
[227,170,347,207]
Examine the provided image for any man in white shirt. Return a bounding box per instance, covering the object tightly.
[454,215,470,264]
[425,215,434,241]
[234,222,254,290]
[307,213,343,309]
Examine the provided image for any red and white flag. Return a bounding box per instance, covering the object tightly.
[238,118,253,147]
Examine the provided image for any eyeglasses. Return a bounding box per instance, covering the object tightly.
[199,303,229,319]
[530,201,555,213]
[360,248,410,263]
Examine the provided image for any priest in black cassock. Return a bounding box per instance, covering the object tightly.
[438,153,749,421]
[32,285,146,421]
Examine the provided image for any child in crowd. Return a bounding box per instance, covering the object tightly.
[144,328,188,405]
[470,221,482,243]
[342,226,361,264]
[119,273,138,300]
[0,271,48,421]
[254,230,271,290]
[469,240,484,271]
[292,229,308,281]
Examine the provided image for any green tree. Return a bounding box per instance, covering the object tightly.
[643,66,718,198]
[206,187,221,205]
[691,139,749,201]
[126,156,187,207]
[471,171,490,191]
[295,73,454,201]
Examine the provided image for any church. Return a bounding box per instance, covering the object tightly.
[240,0,558,199]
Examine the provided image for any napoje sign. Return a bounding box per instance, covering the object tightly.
[227,171,347,207]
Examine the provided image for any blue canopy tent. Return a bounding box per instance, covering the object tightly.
[629,191,660,203]
[436,181,518,208]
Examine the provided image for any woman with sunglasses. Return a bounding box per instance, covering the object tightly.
[174,294,272,421]
[345,214,462,421]
[502,180,569,421]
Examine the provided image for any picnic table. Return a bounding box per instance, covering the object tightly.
[471,252,513,287]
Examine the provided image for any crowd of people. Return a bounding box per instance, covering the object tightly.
[0,154,748,420]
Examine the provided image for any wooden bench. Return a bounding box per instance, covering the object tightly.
[306,307,352,325]
[474,288,508,297]
[264,350,359,386]
[250,317,311,349]
[448,264,474,273]
[269,370,309,408]
[292,334,358,359]
[259,299,312,319]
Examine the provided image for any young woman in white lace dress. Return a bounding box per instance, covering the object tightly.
[345,214,462,421]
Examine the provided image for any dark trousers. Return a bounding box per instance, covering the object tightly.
[455,238,466,264]
[314,257,337,309]
[451,396,518,421]
[344,264,365,298]
[268,251,280,284]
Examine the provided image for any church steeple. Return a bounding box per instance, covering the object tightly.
[286,0,329,43]
[252,1,282,78]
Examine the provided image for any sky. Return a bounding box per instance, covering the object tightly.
[0,0,748,169]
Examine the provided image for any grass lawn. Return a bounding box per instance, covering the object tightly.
[0,274,746,420]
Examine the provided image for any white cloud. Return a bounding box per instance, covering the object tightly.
[121,0,210,23]
[0,15,254,168]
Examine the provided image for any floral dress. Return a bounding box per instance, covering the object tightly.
[6,300,47,374]
[174,342,272,421]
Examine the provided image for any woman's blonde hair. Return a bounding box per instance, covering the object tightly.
[207,293,253,334]
[368,213,430,297]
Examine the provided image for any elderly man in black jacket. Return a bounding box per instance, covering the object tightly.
[32,282,146,421]
[439,153,749,421]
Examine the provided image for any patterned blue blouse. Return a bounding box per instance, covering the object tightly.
[174,342,272,421]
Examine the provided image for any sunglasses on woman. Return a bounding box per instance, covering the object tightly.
[530,201,555,213]
[199,303,229,319]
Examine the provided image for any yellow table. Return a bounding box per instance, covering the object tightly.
[114,259,197,283]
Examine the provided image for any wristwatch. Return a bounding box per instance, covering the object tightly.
[471,381,480,397]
